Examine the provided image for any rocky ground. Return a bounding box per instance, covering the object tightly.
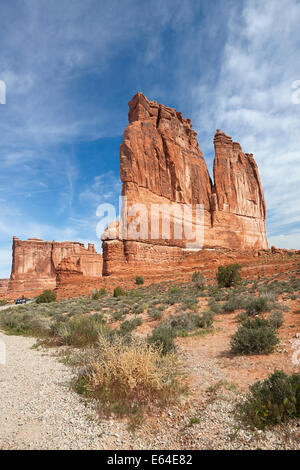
[0,252,299,450]
[0,307,299,450]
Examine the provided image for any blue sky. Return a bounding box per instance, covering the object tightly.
[0,0,299,277]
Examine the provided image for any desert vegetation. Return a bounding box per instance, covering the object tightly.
[0,260,299,437]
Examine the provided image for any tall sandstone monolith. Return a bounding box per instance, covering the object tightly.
[102,93,268,275]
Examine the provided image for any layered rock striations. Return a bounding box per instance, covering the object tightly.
[8,237,102,293]
[102,93,268,275]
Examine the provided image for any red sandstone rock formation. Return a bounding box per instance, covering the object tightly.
[102,93,268,275]
[0,279,9,295]
[8,237,102,293]
[55,257,83,286]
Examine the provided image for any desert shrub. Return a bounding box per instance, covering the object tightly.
[161,311,214,338]
[135,276,144,285]
[148,325,176,355]
[268,310,284,329]
[230,317,279,355]
[197,310,214,328]
[148,308,163,321]
[113,286,126,298]
[111,310,124,322]
[167,313,197,335]
[208,299,223,314]
[75,335,182,425]
[216,264,242,288]
[36,289,57,304]
[92,288,107,300]
[222,295,245,313]
[0,309,50,335]
[0,300,7,306]
[50,315,110,347]
[120,317,142,335]
[240,370,300,429]
[245,293,276,316]
[236,311,249,323]
[192,271,206,289]
[132,303,147,315]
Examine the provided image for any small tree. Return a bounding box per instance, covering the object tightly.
[36,289,57,304]
[113,286,126,297]
[216,264,242,288]
[135,276,144,285]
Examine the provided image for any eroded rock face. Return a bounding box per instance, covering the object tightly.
[102,93,268,275]
[0,279,9,295]
[209,130,268,250]
[55,257,83,286]
[8,237,102,293]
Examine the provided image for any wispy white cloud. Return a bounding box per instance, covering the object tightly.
[79,171,121,207]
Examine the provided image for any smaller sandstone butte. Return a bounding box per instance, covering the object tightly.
[55,257,83,286]
[102,93,268,275]
[8,237,102,293]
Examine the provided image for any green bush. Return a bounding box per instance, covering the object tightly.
[197,310,214,328]
[92,288,107,300]
[113,286,126,298]
[120,317,142,335]
[192,271,206,289]
[245,293,275,316]
[222,295,245,313]
[148,325,176,355]
[36,289,57,304]
[135,276,144,285]
[230,317,279,355]
[240,370,300,429]
[269,311,284,329]
[216,264,242,288]
[50,315,110,347]
[148,308,163,321]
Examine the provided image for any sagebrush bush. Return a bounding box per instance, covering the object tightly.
[216,264,242,288]
[75,335,182,423]
[0,309,49,335]
[120,317,142,335]
[51,315,111,347]
[92,288,107,300]
[197,310,214,328]
[240,370,300,429]
[135,276,144,285]
[148,308,163,321]
[230,317,279,355]
[222,295,246,313]
[113,286,126,297]
[148,325,176,355]
[268,310,284,329]
[245,293,276,316]
[192,271,206,289]
[36,289,57,304]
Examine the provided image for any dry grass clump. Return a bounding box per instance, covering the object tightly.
[76,335,183,425]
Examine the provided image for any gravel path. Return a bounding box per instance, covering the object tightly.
[0,331,126,450]
[1,330,299,450]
